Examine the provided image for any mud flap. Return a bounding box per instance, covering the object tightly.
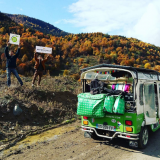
[84,131,92,138]
[129,141,138,148]
[84,131,98,140]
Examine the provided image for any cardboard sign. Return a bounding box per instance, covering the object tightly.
[9,33,20,45]
[36,46,52,54]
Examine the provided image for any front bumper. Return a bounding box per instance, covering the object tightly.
[82,126,139,140]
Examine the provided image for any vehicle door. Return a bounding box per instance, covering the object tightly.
[143,82,157,125]
[156,82,160,118]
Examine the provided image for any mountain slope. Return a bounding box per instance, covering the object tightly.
[5,13,69,36]
[0,12,18,30]
[1,11,160,75]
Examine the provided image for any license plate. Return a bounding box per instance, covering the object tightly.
[96,124,114,131]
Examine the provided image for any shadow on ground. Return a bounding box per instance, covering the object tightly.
[93,129,160,159]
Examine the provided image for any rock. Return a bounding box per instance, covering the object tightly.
[13,104,22,116]
[53,135,58,140]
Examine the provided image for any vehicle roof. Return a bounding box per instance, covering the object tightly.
[81,64,157,73]
[80,64,160,80]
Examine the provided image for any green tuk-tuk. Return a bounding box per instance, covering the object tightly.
[77,64,160,148]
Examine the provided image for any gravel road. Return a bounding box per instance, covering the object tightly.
[4,121,160,160]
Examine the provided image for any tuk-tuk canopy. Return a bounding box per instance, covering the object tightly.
[80,64,160,81]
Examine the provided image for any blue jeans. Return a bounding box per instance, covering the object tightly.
[6,68,23,86]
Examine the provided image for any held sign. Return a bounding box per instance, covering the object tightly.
[36,46,52,54]
[9,33,20,45]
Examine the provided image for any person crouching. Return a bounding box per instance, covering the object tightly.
[32,51,49,87]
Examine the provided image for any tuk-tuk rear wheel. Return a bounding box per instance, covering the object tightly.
[138,126,149,149]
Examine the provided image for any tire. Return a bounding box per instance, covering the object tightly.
[138,126,149,149]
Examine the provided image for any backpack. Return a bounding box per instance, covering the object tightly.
[90,79,104,95]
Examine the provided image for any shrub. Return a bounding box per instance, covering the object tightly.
[63,70,69,76]
[71,73,80,80]
[21,54,28,63]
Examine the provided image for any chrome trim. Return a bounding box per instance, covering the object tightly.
[118,135,139,140]
[81,129,93,132]
[82,126,139,140]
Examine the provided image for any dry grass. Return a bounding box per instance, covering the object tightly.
[0,74,82,142]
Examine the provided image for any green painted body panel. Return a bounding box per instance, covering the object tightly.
[150,118,160,132]
[82,113,144,134]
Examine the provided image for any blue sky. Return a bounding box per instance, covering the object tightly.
[0,0,160,46]
[0,0,80,33]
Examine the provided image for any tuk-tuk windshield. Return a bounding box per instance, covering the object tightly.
[84,72,110,80]
[83,69,133,82]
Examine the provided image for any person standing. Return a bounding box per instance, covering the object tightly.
[32,51,49,87]
[5,42,23,87]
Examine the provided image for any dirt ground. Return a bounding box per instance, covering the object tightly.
[0,75,79,147]
[3,120,160,160]
[0,75,160,160]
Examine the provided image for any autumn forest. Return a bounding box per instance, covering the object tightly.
[0,12,160,80]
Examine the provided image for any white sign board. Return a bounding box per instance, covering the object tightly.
[36,46,52,54]
[9,33,20,45]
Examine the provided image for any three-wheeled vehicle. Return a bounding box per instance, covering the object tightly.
[77,64,160,148]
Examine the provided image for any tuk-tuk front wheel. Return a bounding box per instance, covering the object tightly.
[138,126,149,149]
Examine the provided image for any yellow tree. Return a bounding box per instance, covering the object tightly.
[154,65,160,72]
[144,63,151,69]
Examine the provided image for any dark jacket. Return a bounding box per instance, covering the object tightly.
[34,53,49,70]
[5,46,20,68]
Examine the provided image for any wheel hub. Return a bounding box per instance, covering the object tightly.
[142,129,148,145]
